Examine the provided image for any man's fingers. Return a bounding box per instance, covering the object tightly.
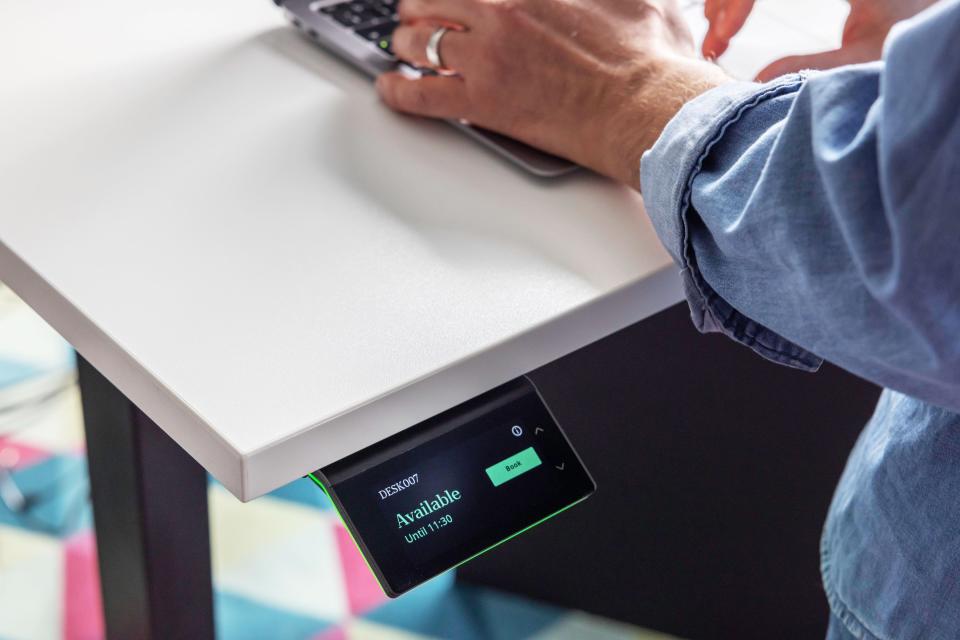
[755,41,882,81]
[704,0,722,23]
[701,31,727,59]
[398,0,475,26]
[376,72,471,120]
[701,0,726,57]
[702,0,755,59]
[714,0,755,38]
[392,22,469,70]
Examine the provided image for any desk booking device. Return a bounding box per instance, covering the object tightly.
[309,377,595,596]
[273,0,577,177]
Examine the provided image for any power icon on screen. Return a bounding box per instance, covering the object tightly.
[510,425,523,437]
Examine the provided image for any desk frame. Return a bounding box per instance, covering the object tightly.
[78,357,215,640]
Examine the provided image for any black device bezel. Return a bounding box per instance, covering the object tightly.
[312,376,595,597]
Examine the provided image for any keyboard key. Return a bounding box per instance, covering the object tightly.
[350,8,384,25]
[315,0,400,53]
[356,21,397,42]
[326,7,361,26]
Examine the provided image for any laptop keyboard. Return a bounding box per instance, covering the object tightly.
[317,0,400,56]
[310,0,706,63]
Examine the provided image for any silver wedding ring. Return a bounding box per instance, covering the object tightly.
[425,26,449,69]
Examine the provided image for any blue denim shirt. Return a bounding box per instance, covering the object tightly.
[640,1,960,637]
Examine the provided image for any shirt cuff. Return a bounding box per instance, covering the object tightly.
[640,74,823,372]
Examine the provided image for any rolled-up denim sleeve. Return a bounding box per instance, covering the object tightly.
[639,0,960,412]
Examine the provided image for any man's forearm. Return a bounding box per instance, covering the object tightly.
[639,0,960,412]
[592,56,731,189]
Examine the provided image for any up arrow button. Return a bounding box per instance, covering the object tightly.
[534,427,544,435]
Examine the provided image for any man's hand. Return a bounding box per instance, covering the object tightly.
[703,0,940,81]
[376,0,729,188]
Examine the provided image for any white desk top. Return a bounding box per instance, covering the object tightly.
[0,0,841,500]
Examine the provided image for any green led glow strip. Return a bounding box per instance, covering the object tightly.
[307,473,387,597]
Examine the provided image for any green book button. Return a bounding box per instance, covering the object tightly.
[486,447,542,487]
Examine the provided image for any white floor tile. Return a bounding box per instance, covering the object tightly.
[210,485,348,621]
[531,611,681,640]
[339,619,433,640]
[0,525,64,640]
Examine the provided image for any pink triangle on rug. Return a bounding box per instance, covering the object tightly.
[63,530,104,640]
[310,624,347,640]
[332,523,387,615]
[0,439,51,470]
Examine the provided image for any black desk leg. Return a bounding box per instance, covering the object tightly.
[77,356,215,640]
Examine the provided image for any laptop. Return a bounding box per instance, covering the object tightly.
[273,0,578,177]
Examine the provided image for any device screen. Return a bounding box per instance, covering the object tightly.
[314,377,595,596]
